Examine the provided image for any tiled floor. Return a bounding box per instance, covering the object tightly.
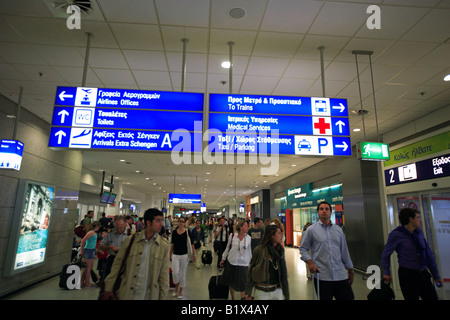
[4,241,393,300]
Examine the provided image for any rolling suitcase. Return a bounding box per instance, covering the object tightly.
[202,249,213,265]
[59,264,72,289]
[169,267,176,288]
[208,272,229,299]
[59,255,82,289]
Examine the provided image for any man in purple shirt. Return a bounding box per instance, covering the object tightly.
[381,208,442,300]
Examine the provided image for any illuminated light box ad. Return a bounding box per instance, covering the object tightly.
[4,180,55,276]
[168,193,201,204]
[0,139,24,171]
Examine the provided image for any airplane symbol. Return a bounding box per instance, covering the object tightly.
[73,129,91,139]
[82,89,92,94]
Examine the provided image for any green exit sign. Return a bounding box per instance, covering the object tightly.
[357,142,390,161]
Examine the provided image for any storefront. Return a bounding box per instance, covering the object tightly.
[282,182,344,247]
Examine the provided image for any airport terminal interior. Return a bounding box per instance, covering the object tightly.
[0,0,449,303]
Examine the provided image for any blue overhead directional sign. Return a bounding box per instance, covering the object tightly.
[168,193,202,204]
[209,94,348,117]
[49,86,204,152]
[54,86,203,111]
[208,93,351,156]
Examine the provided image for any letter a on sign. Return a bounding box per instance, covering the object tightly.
[366,5,381,30]
[67,5,81,30]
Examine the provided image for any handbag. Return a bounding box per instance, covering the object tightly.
[186,230,194,262]
[98,233,136,300]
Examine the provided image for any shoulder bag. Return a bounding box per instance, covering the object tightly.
[98,233,136,300]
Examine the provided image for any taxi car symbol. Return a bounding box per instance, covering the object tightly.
[298,139,311,151]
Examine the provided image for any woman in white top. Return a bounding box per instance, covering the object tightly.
[219,220,252,300]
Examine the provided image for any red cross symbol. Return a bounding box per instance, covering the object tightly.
[313,117,331,134]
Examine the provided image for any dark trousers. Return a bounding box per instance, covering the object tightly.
[216,241,228,268]
[398,266,438,300]
[313,278,354,300]
[102,255,116,281]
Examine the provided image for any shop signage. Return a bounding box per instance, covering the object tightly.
[208,93,351,156]
[384,153,450,186]
[49,86,203,151]
[250,196,260,204]
[284,182,343,209]
[357,141,390,161]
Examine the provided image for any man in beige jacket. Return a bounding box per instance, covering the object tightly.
[102,208,170,300]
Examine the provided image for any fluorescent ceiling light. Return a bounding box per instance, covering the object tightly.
[444,74,450,81]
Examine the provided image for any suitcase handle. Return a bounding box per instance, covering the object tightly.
[312,272,320,300]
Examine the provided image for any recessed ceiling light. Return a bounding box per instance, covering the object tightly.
[120,159,126,162]
[353,128,361,132]
[444,74,450,81]
[221,61,231,69]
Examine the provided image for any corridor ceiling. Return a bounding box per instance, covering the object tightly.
[0,0,449,209]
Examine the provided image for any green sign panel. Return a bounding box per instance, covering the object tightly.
[384,131,450,167]
[357,141,390,161]
[283,183,342,209]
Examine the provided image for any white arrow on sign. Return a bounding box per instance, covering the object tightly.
[335,120,346,133]
[59,91,73,101]
[332,103,346,113]
[57,109,69,123]
[55,130,66,144]
[335,141,348,152]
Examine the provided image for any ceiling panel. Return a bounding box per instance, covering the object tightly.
[308,2,367,36]
[98,0,158,24]
[252,32,304,58]
[156,0,210,27]
[110,23,164,51]
[261,0,322,33]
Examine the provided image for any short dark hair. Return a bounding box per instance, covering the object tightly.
[144,208,163,224]
[399,208,419,226]
[317,201,332,212]
[254,217,261,224]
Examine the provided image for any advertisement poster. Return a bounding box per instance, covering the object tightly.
[13,182,54,271]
